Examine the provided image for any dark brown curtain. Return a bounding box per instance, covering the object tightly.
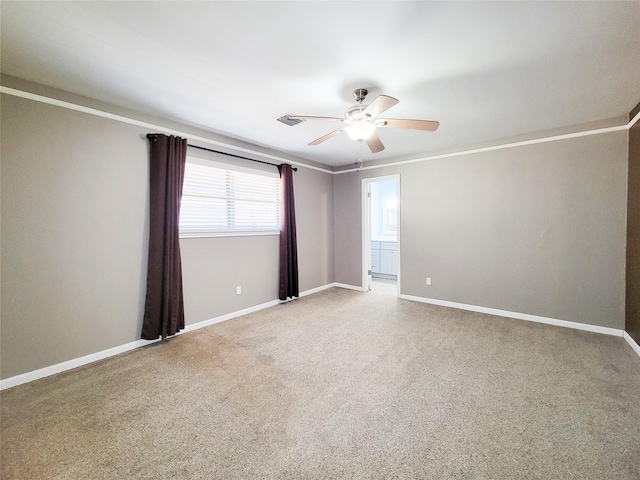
[141,134,187,340]
[278,164,299,300]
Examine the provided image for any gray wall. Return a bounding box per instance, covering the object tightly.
[334,131,628,329]
[181,163,335,324]
[1,92,334,379]
[626,105,640,344]
[0,74,630,380]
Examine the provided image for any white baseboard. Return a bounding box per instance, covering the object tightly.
[181,299,281,334]
[399,294,624,337]
[299,283,336,297]
[333,282,365,292]
[0,337,162,391]
[624,332,640,358]
[0,283,337,391]
[7,285,633,391]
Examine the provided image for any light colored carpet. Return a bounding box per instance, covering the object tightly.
[370,279,397,295]
[2,288,639,479]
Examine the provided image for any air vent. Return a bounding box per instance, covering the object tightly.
[275,114,304,127]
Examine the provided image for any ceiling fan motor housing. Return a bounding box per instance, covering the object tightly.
[353,88,368,103]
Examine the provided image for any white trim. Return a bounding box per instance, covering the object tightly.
[0,86,332,174]
[180,299,281,334]
[398,294,624,337]
[362,179,372,292]
[333,282,366,292]
[0,338,161,391]
[624,332,640,359]
[0,283,336,391]
[629,109,640,129]
[3,285,635,390]
[362,175,401,297]
[1,85,636,176]
[180,230,279,239]
[395,178,402,296]
[298,283,336,297]
[336,124,630,174]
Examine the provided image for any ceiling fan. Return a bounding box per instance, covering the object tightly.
[288,88,440,153]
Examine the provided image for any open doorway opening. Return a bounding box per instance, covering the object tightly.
[362,175,400,296]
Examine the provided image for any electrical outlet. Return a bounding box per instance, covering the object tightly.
[236,286,242,295]
[426,277,432,286]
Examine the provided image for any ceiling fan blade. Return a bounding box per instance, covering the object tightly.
[365,132,385,153]
[289,115,344,122]
[309,127,345,146]
[362,94,399,118]
[378,118,440,131]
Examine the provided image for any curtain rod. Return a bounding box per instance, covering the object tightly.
[187,143,297,171]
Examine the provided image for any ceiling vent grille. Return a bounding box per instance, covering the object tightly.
[275,114,304,127]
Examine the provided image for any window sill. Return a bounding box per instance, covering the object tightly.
[179,230,280,239]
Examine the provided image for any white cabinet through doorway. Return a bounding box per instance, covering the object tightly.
[371,241,397,277]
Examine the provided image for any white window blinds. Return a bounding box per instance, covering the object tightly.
[179,158,280,237]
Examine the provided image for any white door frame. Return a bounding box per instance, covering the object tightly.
[361,174,401,295]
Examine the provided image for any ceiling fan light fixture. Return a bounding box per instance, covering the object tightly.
[293,88,438,153]
[346,122,376,141]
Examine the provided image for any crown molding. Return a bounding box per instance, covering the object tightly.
[2,85,635,176]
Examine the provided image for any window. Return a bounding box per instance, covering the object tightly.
[179,157,280,237]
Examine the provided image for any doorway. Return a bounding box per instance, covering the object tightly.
[362,175,400,295]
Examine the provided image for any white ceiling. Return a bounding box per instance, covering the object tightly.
[2,1,639,168]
